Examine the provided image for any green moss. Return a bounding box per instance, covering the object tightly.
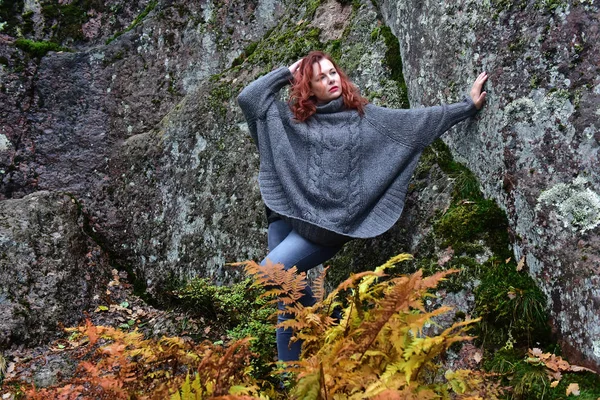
[230,41,259,68]
[243,20,322,71]
[208,83,234,118]
[491,0,528,12]
[371,26,409,108]
[434,199,510,257]
[485,347,600,399]
[475,259,549,348]
[21,11,33,36]
[106,0,158,44]
[172,277,276,381]
[530,73,540,88]
[555,372,600,399]
[0,0,24,37]
[538,0,566,13]
[325,39,343,62]
[41,2,92,42]
[305,0,322,18]
[14,38,68,58]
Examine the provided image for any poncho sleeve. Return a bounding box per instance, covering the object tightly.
[237,67,293,143]
[365,96,478,150]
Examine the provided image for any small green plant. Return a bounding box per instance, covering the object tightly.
[173,276,277,381]
[475,259,549,348]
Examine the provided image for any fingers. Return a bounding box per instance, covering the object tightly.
[476,91,487,110]
[470,72,488,109]
[474,72,488,89]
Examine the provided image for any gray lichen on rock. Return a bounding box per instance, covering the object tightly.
[537,177,600,232]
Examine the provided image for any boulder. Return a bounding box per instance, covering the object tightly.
[379,0,600,370]
[0,191,110,348]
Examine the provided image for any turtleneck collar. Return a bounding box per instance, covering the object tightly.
[315,96,344,114]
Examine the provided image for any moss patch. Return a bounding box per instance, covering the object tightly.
[475,259,549,348]
[434,199,510,257]
[485,348,600,399]
[170,277,276,381]
[207,82,234,119]
[246,21,322,71]
[371,25,409,107]
[14,38,69,58]
[106,0,158,45]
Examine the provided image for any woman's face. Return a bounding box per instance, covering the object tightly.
[309,58,342,104]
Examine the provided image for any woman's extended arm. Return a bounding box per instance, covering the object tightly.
[366,73,488,149]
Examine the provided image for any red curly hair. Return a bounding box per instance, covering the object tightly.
[289,51,368,122]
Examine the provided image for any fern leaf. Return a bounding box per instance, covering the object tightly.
[292,370,322,400]
[170,392,182,400]
[85,318,98,346]
[312,266,329,303]
[377,253,414,272]
[181,373,192,400]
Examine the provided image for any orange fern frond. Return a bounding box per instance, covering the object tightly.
[240,259,308,308]
[311,265,329,303]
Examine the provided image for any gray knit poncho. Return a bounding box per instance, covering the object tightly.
[238,67,478,246]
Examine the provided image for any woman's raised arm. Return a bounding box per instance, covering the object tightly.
[237,67,294,122]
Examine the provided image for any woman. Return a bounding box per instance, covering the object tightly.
[237,51,488,362]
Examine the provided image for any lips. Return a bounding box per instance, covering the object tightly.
[329,86,339,93]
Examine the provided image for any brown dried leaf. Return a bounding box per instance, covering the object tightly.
[566,382,580,396]
[516,256,525,271]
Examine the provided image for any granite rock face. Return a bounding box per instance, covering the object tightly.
[0,0,403,346]
[0,191,110,347]
[0,0,285,347]
[379,0,600,369]
[2,0,599,371]
[100,0,407,292]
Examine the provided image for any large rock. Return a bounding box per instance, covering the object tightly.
[98,0,408,291]
[2,0,596,370]
[379,0,600,370]
[1,0,281,200]
[0,0,401,341]
[0,191,110,348]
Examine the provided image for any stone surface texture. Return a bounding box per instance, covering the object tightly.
[1,0,599,371]
[0,191,110,346]
[379,0,600,369]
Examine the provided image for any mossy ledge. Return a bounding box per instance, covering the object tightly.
[14,38,69,58]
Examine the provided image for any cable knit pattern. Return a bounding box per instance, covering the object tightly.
[237,67,478,244]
